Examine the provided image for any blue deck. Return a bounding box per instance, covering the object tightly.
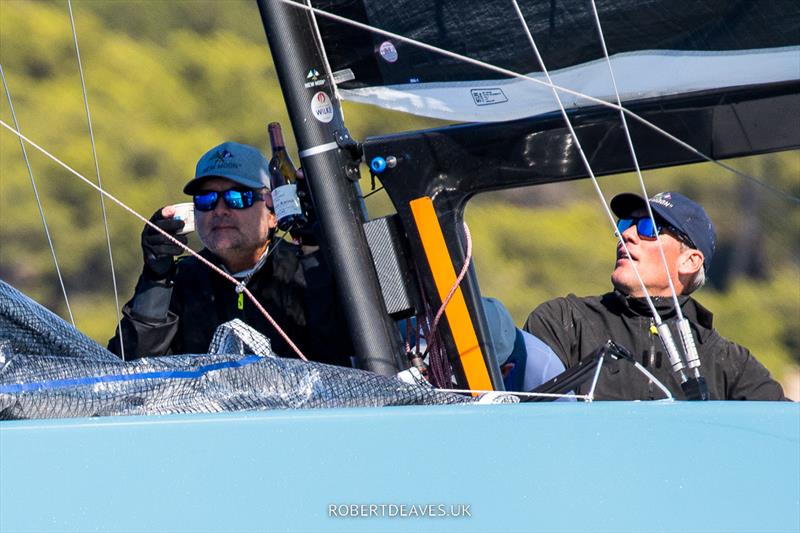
[2,401,798,532]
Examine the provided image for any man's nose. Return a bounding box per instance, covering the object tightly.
[621,224,639,243]
[211,197,231,215]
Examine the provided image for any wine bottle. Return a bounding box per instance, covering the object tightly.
[267,122,306,231]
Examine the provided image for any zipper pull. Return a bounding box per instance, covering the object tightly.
[235,283,245,310]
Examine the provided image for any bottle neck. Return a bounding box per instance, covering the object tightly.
[268,123,285,151]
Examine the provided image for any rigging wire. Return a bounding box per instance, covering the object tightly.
[361,185,385,199]
[587,0,684,318]
[277,0,800,205]
[587,0,698,379]
[67,0,125,360]
[438,388,589,401]
[0,121,310,363]
[438,352,674,401]
[508,0,661,323]
[305,0,342,106]
[0,65,76,327]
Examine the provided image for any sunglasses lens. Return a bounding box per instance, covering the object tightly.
[616,218,634,234]
[636,218,658,239]
[193,191,219,211]
[194,188,258,211]
[617,217,661,239]
[223,189,255,209]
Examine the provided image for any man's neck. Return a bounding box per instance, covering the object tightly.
[219,242,270,274]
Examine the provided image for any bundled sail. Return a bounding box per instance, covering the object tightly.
[0,281,475,420]
[314,0,800,121]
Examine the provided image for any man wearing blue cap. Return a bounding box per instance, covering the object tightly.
[109,142,352,366]
[481,297,572,398]
[525,191,785,400]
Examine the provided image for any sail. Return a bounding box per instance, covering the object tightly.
[315,0,800,121]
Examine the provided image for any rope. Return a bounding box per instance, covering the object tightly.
[67,0,126,360]
[0,121,309,362]
[424,222,472,388]
[0,65,75,326]
[430,222,473,336]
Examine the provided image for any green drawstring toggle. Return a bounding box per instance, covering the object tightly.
[235,283,245,310]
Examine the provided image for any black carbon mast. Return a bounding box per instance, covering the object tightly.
[256,0,404,375]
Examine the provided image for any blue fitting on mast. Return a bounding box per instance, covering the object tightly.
[370,156,387,174]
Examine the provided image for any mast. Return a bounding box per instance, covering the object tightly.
[256,0,403,375]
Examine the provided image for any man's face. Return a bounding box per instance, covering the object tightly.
[194,177,276,269]
[611,210,686,298]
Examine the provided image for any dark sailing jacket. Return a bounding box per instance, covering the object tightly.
[524,291,786,401]
[108,242,353,366]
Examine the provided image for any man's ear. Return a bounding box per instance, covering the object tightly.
[263,192,278,229]
[678,248,704,277]
[266,209,278,230]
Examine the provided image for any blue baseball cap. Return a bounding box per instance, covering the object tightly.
[184,141,271,194]
[481,297,516,365]
[611,191,716,272]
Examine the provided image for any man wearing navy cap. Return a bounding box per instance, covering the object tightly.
[525,191,785,400]
[109,142,353,366]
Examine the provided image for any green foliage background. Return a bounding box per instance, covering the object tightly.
[1,1,798,395]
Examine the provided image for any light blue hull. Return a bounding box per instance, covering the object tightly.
[2,402,798,532]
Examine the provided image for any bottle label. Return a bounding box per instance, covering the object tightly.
[272,184,302,221]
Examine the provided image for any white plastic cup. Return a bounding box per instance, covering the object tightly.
[171,202,195,234]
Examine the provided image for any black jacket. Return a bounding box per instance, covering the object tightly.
[524,291,786,400]
[109,242,352,366]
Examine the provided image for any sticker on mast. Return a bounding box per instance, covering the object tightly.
[378,41,398,63]
[311,91,334,123]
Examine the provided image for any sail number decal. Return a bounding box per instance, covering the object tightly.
[470,88,508,106]
[311,91,334,123]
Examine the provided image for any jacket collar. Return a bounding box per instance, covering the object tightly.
[607,290,714,329]
[200,246,276,284]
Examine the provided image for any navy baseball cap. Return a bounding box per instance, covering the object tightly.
[184,142,271,194]
[611,191,716,272]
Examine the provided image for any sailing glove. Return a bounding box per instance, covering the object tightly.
[141,207,187,281]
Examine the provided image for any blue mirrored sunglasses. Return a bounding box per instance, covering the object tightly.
[193,188,264,212]
[616,217,695,248]
[616,217,660,240]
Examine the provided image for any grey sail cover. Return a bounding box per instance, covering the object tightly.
[0,281,475,420]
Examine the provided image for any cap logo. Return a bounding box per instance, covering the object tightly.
[651,192,674,209]
[212,149,234,164]
[200,148,241,174]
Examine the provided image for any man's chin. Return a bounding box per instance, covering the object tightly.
[611,270,634,295]
[204,239,242,255]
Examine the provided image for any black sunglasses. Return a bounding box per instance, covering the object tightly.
[193,187,266,212]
